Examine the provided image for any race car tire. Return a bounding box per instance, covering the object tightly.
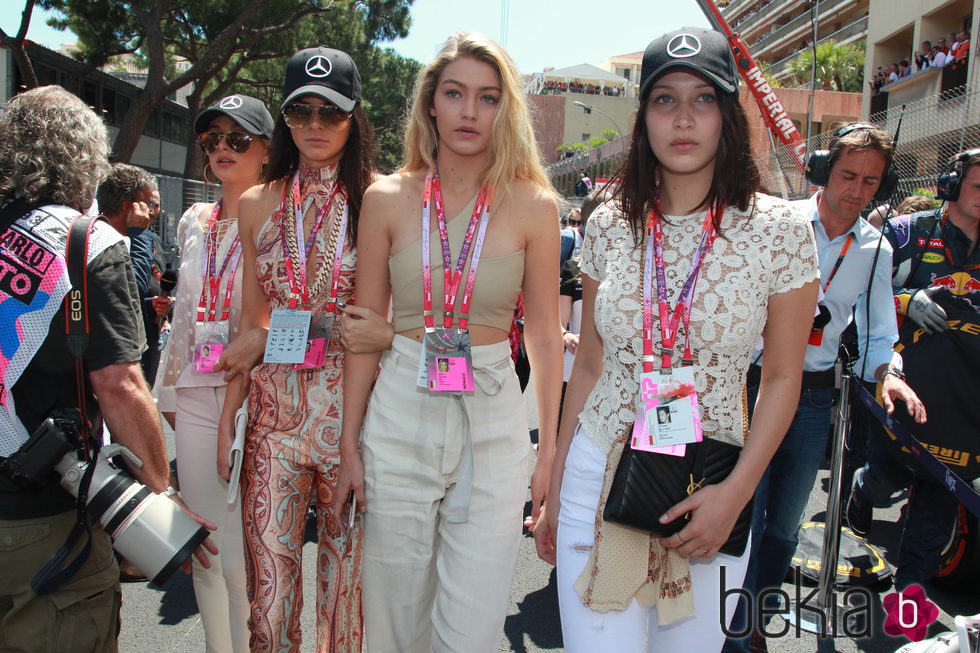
[934,479,980,589]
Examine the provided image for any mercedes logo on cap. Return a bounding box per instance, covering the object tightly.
[667,33,702,59]
[219,95,243,109]
[305,55,332,78]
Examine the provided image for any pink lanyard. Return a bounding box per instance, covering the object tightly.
[642,201,719,373]
[421,167,491,331]
[279,172,346,309]
[197,200,242,323]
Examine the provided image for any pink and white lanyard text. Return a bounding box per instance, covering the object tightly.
[279,172,348,311]
[197,199,242,324]
[421,167,491,332]
[641,201,720,374]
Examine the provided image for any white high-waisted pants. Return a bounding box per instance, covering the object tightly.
[361,335,529,653]
[556,430,750,653]
[174,385,249,653]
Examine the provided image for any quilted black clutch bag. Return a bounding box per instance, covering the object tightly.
[602,437,753,557]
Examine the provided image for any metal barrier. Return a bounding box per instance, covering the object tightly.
[761,80,980,202]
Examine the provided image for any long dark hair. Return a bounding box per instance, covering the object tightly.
[610,85,760,244]
[265,105,376,241]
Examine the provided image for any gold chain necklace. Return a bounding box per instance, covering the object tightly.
[282,181,345,304]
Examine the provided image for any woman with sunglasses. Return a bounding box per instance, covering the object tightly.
[532,28,819,651]
[217,47,389,653]
[335,33,563,652]
[155,93,273,652]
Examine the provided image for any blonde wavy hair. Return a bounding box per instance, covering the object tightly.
[401,32,553,202]
[0,86,110,211]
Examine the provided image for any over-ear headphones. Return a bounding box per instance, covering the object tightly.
[936,148,980,201]
[804,123,899,202]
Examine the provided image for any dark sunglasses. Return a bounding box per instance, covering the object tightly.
[568,219,582,225]
[282,103,353,129]
[198,131,254,154]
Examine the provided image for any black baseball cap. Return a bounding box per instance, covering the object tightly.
[639,27,738,98]
[281,47,362,113]
[194,94,274,139]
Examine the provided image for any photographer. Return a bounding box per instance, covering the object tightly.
[0,86,214,652]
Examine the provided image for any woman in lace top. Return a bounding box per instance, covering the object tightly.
[532,28,820,652]
[155,93,273,652]
[215,48,391,653]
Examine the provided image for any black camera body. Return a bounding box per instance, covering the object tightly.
[0,414,81,490]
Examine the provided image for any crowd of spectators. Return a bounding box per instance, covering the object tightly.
[872,29,972,95]
[540,80,622,96]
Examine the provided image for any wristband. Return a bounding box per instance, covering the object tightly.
[163,486,179,498]
[882,366,906,382]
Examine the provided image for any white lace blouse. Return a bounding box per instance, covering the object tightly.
[155,203,244,411]
[579,192,819,451]
[571,193,819,618]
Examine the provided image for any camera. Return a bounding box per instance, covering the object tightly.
[1,415,208,588]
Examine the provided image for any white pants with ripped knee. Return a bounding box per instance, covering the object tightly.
[556,429,750,653]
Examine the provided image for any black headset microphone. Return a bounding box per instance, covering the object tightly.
[936,148,980,201]
[804,119,903,382]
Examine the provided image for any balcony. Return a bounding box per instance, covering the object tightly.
[767,15,870,78]
[736,0,801,40]
[752,0,861,60]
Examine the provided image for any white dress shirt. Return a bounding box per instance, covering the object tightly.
[792,192,902,381]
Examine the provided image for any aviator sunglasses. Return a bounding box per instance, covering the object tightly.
[282,103,353,129]
[198,131,254,154]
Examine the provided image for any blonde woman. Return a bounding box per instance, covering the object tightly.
[335,32,563,653]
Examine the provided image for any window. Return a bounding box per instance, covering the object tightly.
[145,108,159,137]
[582,133,591,141]
[80,80,98,110]
[162,112,185,142]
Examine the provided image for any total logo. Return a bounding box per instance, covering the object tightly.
[930,271,980,297]
[882,585,939,642]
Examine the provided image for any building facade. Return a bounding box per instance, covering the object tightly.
[720,0,870,81]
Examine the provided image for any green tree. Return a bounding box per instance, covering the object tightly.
[599,128,620,141]
[41,0,414,171]
[0,1,39,88]
[786,40,864,92]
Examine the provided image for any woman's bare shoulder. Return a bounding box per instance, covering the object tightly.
[508,180,558,227]
[363,171,424,210]
[238,180,284,230]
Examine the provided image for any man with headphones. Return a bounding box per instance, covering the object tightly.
[728,123,925,652]
[846,148,980,590]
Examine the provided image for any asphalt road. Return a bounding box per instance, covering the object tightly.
[116,410,979,652]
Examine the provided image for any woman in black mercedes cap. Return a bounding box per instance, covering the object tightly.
[156,92,273,652]
[215,47,390,652]
[532,28,820,651]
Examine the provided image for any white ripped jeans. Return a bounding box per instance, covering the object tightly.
[556,430,750,653]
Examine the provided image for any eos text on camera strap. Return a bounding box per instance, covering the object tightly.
[32,214,107,595]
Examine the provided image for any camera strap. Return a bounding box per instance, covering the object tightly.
[31,214,103,595]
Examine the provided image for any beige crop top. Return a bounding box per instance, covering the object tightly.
[389,194,524,333]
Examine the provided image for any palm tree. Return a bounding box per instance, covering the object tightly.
[787,40,865,92]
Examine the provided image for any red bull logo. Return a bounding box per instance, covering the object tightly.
[931,272,980,297]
